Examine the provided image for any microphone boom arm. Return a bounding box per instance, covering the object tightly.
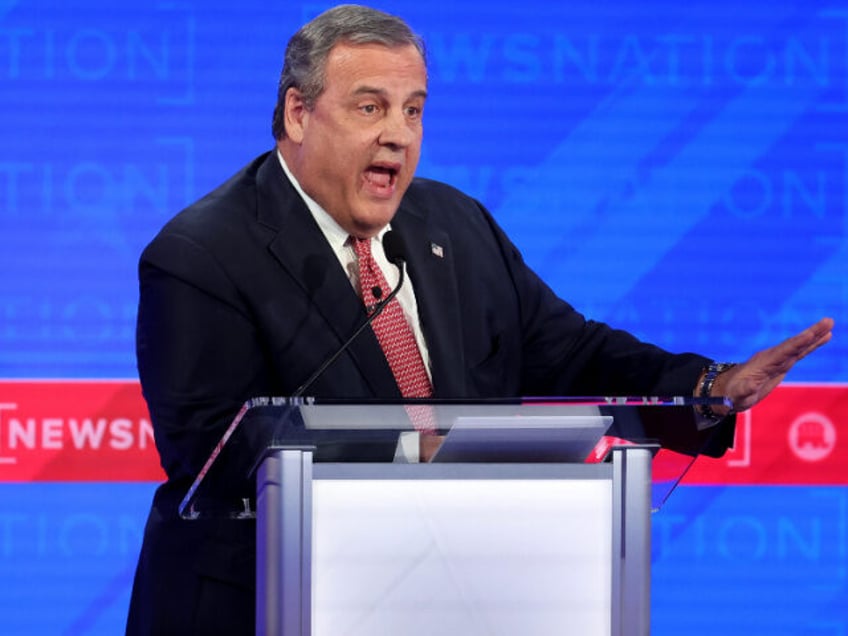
[292,233,407,398]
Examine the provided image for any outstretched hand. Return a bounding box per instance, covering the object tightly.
[710,317,834,414]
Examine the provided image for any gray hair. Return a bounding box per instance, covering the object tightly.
[271,4,426,139]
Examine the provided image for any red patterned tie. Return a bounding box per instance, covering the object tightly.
[352,237,434,402]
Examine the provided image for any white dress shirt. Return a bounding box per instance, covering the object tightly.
[277,152,431,462]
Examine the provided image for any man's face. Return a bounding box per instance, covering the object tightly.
[280,42,427,238]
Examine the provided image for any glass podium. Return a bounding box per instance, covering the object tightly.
[179,396,731,636]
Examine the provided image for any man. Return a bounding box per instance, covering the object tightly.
[126,5,833,634]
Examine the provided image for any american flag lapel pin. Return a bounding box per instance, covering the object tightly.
[430,242,444,258]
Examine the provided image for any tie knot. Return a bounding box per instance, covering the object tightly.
[352,237,372,260]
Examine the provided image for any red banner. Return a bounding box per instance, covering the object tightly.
[0,380,165,482]
[685,383,848,485]
[0,380,845,484]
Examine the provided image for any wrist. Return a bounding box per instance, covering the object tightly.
[697,362,736,422]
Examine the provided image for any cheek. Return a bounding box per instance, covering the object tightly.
[403,148,421,177]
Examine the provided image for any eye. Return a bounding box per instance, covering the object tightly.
[405,105,423,119]
[359,103,379,115]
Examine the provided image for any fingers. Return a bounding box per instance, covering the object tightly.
[715,318,833,413]
[764,317,833,365]
[786,317,834,361]
[802,316,834,344]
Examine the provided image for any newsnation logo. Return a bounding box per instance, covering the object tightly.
[0,381,845,484]
[0,381,164,481]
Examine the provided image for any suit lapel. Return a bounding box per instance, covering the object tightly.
[253,153,399,396]
[392,203,467,397]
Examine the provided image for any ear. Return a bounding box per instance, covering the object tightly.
[284,87,309,144]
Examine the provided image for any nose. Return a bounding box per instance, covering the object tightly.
[378,109,418,150]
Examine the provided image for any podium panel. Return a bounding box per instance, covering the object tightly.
[258,451,652,636]
[313,474,612,635]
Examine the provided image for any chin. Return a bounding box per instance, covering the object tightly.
[361,203,400,224]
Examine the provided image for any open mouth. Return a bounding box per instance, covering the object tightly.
[364,165,399,192]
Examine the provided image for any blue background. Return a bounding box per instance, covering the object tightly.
[1,1,846,633]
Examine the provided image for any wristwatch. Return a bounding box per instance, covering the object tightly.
[698,362,736,422]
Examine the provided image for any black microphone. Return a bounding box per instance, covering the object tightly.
[292,231,408,397]
[382,230,407,269]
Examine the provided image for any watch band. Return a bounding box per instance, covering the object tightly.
[698,362,736,422]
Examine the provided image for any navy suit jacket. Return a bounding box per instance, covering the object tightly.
[127,151,733,635]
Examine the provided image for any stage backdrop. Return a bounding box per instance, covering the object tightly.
[1,1,846,634]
